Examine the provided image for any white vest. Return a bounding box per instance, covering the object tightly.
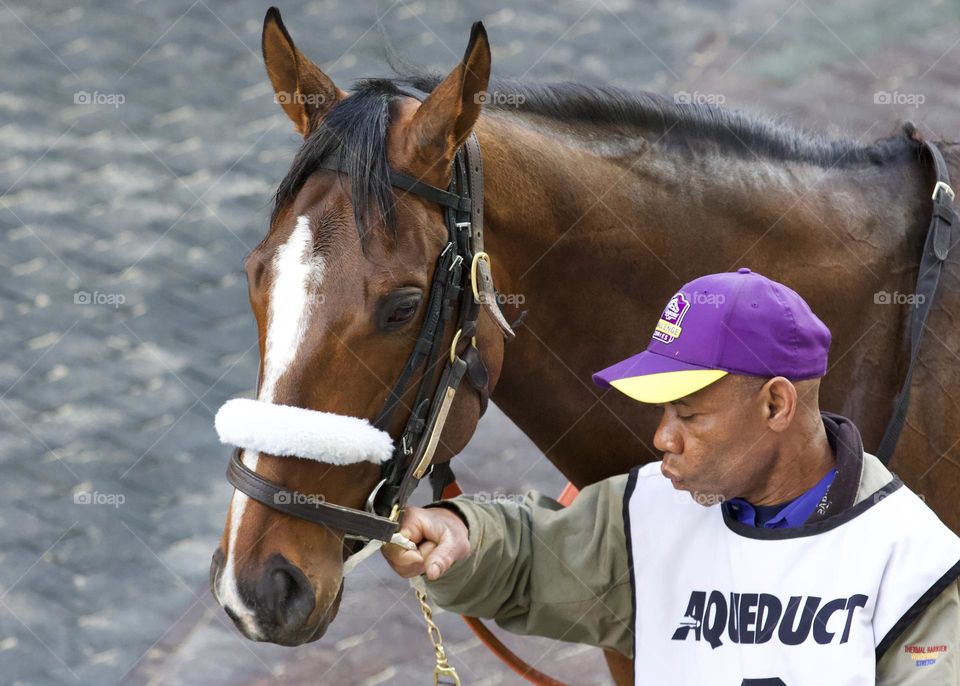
[626,460,960,685]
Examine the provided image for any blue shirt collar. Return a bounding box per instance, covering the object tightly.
[724,467,838,529]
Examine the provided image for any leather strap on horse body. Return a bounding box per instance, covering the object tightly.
[366,134,488,518]
[226,449,400,541]
[875,135,956,465]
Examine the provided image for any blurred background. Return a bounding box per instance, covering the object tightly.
[1,0,958,683]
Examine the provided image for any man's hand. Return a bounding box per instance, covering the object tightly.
[381,506,470,581]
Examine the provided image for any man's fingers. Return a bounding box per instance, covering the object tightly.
[380,506,470,581]
[381,534,425,575]
[394,548,426,568]
[417,540,437,561]
[386,537,436,578]
[380,546,426,578]
[396,508,433,545]
[397,556,426,578]
[424,547,453,580]
[383,542,423,566]
[390,532,417,550]
[422,528,469,580]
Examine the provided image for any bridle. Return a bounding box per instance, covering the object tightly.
[226,130,515,547]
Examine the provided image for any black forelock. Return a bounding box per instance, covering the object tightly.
[271,78,412,244]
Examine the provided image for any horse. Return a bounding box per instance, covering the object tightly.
[209,8,960,684]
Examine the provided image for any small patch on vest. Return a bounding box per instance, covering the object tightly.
[904,643,947,667]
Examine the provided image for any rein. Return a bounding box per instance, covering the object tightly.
[875,132,956,464]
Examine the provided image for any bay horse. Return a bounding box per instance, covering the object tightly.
[210,7,960,684]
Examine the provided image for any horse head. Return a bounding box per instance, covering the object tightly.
[210,7,510,645]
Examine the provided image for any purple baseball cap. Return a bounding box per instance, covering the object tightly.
[592,268,831,403]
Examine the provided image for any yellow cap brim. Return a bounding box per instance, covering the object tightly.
[609,369,728,404]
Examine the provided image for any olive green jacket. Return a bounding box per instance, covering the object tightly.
[425,454,960,684]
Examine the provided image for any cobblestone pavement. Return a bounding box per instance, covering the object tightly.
[1,0,958,684]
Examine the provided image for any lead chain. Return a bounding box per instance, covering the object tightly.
[411,576,461,685]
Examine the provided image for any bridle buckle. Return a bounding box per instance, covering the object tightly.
[933,180,955,202]
[470,251,492,304]
[363,477,389,516]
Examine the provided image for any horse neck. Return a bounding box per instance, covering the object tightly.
[473,113,931,486]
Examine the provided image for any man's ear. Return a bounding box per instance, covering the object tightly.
[261,7,347,137]
[764,377,798,432]
[405,21,491,178]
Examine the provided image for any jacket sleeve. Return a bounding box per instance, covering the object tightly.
[876,579,960,684]
[423,474,634,657]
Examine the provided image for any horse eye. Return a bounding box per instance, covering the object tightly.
[389,302,418,323]
[378,288,423,331]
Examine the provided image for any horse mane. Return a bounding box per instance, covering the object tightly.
[399,71,917,167]
[272,70,919,245]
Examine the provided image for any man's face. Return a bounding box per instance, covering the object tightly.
[653,374,776,504]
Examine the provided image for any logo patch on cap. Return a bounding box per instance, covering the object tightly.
[653,292,690,344]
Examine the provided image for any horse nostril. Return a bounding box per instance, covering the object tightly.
[259,555,315,629]
[269,569,293,618]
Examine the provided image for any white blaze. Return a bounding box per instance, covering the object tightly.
[260,214,322,402]
[217,215,324,632]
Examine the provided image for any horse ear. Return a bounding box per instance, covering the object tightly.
[407,21,491,173]
[262,7,346,138]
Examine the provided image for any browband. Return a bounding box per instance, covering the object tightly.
[316,159,472,212]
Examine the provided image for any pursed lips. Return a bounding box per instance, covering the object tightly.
[660,460,683,484]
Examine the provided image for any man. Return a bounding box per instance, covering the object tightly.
[383,268,960,684]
